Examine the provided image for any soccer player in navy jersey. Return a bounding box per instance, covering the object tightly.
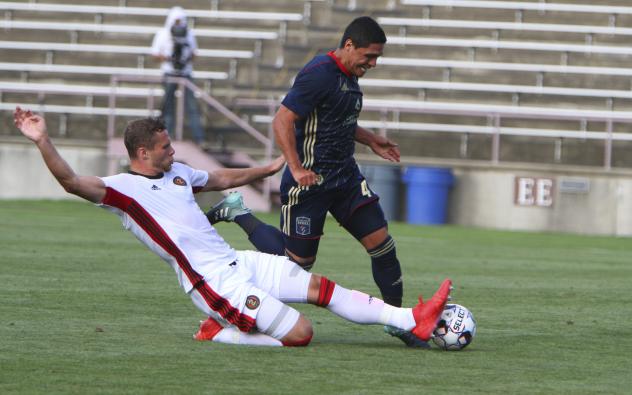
[208,17,426,347]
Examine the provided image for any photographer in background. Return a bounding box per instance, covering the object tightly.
[151,7,205,144]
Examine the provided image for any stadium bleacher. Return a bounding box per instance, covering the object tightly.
[3,0,632,168]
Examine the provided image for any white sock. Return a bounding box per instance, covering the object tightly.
[326,285,416,330]
[212,327,283,347]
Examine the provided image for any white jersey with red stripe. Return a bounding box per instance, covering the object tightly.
[98,162,237,293]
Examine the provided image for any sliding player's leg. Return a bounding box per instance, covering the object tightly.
[190,250,312,347]
[206,191,286,256]
[192,251,451,346]
[251,252,452,342]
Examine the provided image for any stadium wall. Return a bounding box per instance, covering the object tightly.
[449,166,632,236]
[4,140,632,236]
[0,138,107,200]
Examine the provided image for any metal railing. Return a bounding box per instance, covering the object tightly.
[108,75,275,199]
[235,97,632,170]
[108,75,269,143]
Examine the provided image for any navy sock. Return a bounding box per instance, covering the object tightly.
[234,213,261,235]
[367,236,403,307]
[235,214,286,256]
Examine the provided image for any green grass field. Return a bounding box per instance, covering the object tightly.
[1,200,631,394]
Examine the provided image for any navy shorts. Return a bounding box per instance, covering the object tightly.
[280,176,387,257]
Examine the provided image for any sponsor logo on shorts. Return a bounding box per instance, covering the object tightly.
[296,216,311,236]
[173,176,187,186]
[245,295,260,310]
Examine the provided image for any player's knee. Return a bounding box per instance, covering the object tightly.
[281,315,313,347]
[307,274,336,307]
[344,200,387,242]
[360,227,390,251]
[286,250,316,271]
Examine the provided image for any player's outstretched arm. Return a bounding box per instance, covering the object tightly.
[272,105,319,187]
[13,107,106,203]
[355,126,400,163]
[202,155,285,191]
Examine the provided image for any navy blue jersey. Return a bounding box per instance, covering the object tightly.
[281,51,363,190]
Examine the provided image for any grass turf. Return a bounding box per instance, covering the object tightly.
[1,200,631,394]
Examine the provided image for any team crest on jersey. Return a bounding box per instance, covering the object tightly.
[296,216,311,236]
[172,176,187,186]
[245,295,260,310]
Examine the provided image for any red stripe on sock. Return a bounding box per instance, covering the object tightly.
[316,277,336,307]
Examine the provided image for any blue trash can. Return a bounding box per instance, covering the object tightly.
[403,167,454,225]
[360,164,401,221]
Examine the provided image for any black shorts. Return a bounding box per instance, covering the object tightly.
[280,176,386,256]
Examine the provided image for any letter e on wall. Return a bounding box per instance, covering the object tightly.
[515,177,554,207]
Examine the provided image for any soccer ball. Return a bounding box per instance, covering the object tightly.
[432,304,477,351]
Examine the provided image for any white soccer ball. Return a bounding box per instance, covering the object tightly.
[432,304,477,351]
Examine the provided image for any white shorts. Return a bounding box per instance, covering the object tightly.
[189,250,312,338]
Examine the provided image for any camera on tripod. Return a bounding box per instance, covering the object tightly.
[170,24,191,73]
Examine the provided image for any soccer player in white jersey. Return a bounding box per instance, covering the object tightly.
[13,107,451,347]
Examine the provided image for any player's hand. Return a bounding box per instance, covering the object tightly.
[291,166,319,187]
[14,107,48,143]
[267,155,286,175]
[370,135,400,163]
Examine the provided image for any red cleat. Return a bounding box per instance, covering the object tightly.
[411,279,453,341]
[193,317,223,341]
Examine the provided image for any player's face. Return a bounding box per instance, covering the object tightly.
[148,130,175,172]
[348,42,383,77]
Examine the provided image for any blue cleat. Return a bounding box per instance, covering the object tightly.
[206,191,251,224]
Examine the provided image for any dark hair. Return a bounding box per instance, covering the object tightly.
[123,117,166,158]
[339,16,386,48]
